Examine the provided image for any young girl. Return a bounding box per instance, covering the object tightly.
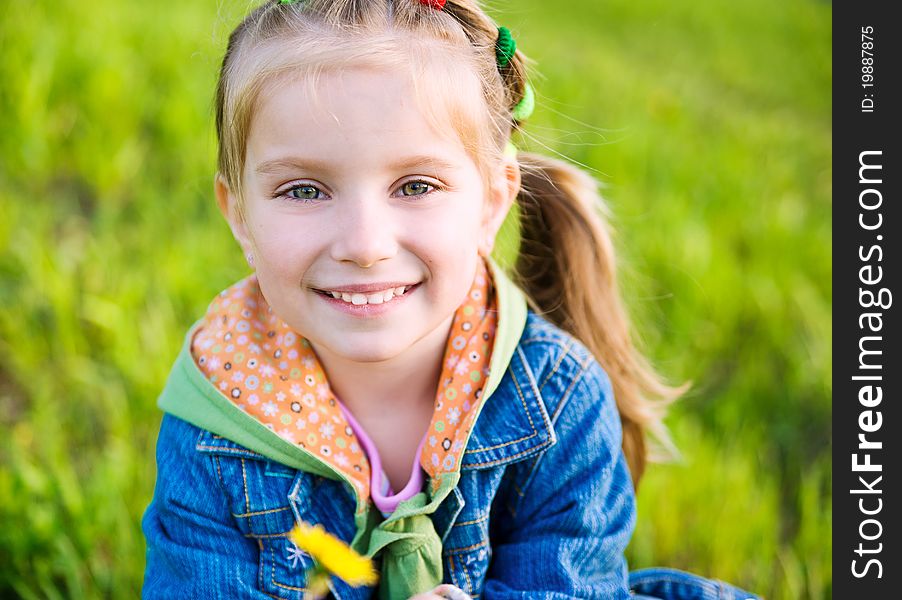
[143,1,758,599]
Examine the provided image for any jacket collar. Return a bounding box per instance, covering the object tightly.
[460,343,556,470]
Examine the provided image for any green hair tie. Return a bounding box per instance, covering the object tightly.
[495,26,517,68]
[512,82,534,121]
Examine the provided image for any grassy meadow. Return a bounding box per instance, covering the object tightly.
[0,0,831,598]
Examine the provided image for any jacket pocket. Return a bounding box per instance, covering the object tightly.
[253,531,315,599]
[196,431,314,599]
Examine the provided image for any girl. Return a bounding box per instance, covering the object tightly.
[143,1,758,599]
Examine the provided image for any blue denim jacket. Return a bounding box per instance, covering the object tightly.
[143,310,758,600]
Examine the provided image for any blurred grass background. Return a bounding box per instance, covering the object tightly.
[0,0,830,597]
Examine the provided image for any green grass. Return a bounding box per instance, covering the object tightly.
[0,0,830,597]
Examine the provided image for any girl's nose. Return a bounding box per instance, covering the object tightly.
[329,197,399,268]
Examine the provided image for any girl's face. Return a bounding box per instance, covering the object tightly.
[217,67,517,365]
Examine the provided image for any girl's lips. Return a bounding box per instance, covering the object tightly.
[315,282,421,317]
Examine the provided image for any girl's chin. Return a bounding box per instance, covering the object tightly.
[307,334,413,364]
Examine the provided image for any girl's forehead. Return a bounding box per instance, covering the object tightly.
[245,67,477,174]
[250,67,473,152]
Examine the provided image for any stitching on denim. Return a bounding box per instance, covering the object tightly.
[445,538,489,555]
[537,338,573,392]
[446,549,457,584]
[256,538,265,591]
[458,553,474,593]
[454,513,488,527]
[268,537,309,592]
[209,455,230,499]
[464,359,540,454]
[512,350,538,431]
[465,431,537,453]
[464,429,537,453]
[463,442,551,467]
[515,354,591,508]
[268,539,278,591]
[518,346,554,437]
[245,530,293,539]
[514,346,558,484]
[240,458,251,513]
[232,506,291,518]
[549,353,592,424]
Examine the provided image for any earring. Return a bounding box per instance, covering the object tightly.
[246,252,255,268]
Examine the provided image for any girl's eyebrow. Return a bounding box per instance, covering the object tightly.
[254,157,332,175]
[390,155,460,173]
[254,155,459,176]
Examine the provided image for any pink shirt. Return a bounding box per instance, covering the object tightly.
[337,401,428,516]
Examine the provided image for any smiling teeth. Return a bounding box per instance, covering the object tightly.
[327,286,409,305]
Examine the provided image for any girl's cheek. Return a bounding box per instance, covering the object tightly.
[252,228,308,273]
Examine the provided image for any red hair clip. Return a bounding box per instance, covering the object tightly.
[419,0,447,9]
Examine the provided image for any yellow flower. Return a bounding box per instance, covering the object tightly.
[290,522,379,588]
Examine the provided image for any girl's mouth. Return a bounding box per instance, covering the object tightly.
[314,283,421,306]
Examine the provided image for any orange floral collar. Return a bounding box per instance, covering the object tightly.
[190,259,498,501]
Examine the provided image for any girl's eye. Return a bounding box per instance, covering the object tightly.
[399,181,434,197]
[283,184,324,202]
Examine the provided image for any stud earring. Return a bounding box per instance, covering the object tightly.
[246,252,255,268]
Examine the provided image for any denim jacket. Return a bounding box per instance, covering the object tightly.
[143,266,758,600]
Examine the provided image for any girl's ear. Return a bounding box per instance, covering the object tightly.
[214,173,255,257]
[480,156,521,257]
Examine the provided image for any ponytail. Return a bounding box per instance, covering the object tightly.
[513,152,686,488]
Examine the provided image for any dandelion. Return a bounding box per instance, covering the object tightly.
[289,521,378,600]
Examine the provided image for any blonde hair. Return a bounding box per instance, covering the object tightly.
[213,0,684,487]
